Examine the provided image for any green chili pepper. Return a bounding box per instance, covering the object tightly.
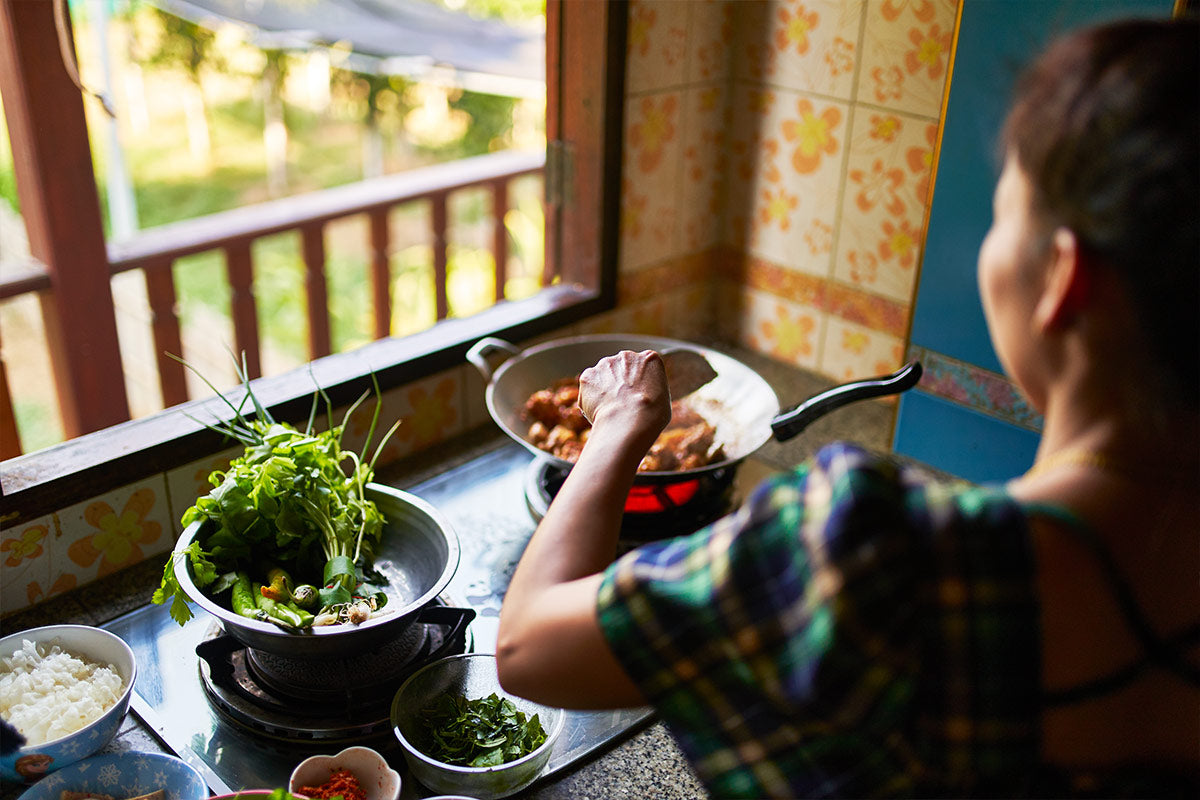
[284,600,315,628]
[254,582,307,629]
[231,571,260,619]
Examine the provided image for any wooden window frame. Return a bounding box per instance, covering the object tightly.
[0,0,627,527]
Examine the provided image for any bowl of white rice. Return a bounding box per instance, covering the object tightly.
[0,624,136,783]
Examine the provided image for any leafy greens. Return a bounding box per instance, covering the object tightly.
[152,354,399,627]
[417,692,548,768]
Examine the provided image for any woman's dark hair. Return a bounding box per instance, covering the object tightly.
[1001,16,1199,406]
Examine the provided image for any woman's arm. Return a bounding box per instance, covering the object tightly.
[496,350,672,708]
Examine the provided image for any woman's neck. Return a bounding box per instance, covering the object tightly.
[1025,331,1198,475]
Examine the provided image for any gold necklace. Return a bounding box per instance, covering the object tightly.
[1022,449,1200,482]
[1023,449,1124,480]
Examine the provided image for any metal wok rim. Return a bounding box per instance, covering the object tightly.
[480,333,782,481]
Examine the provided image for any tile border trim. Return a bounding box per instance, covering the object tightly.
[907,345,1043,432]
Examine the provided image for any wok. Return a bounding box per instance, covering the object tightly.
[173,483,460,659]
[467,334,922,484]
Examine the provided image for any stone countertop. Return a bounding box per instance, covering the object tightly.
[0,345,915,800]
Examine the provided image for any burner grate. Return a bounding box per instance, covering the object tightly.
[247,619,431,703]
[197,602,474,742]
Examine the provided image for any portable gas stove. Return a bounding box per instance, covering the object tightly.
[102,440,750,796]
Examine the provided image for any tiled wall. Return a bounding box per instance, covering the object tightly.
[0,0,960,616]
[599,0,957,383]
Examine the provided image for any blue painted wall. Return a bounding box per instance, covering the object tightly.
[894,0,1176,481]
[894,391,1038,486]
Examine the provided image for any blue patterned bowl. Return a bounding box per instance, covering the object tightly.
[0,625,136,783]
[12,751,207,800]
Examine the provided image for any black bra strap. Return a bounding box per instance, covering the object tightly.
[1024,503,1200,705]
[1042,622,1200,705]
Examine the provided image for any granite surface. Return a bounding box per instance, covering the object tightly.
[0,345,914,800]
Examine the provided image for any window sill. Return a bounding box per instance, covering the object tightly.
[0,284,603,526]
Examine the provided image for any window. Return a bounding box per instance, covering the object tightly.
[0,0,625,523]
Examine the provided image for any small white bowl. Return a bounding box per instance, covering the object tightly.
[289,745,401,800]
[0,624,136,783]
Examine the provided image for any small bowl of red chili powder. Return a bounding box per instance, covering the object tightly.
[289,746,401,800]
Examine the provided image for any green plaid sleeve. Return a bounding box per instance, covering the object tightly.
[596,442,1040,798]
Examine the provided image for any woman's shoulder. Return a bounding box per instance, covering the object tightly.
[726,442,1039,630]
[756,441,1028,545]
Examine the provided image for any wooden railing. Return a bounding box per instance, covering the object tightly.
[0,150,545,458]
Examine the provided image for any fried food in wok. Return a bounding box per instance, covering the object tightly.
[521,376,725,471]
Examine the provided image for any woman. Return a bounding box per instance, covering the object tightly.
[497,16,1198,797]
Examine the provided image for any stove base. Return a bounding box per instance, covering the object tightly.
[196,602,473,742]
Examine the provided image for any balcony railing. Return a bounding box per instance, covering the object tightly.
[0,150,545,459]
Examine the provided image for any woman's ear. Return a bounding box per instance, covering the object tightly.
[1033,226,1090,333]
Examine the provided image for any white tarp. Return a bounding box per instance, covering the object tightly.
[155,0,545,97]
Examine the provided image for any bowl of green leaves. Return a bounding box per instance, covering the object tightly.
[390,653,565,800]
[151,355,461,661]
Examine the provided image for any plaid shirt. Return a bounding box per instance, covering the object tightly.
[597,443,1042,798]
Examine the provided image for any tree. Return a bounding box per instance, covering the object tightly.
[141,8,218,163]
[261,47,290,196]
[330,66,413,179]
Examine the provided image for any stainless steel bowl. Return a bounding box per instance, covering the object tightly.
[173,483,460,659]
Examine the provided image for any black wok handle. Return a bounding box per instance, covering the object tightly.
[770,361,923,442]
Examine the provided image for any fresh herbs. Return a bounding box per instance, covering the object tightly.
[152,354,400,628]
[417,692,548,768]
[262,790,306,800]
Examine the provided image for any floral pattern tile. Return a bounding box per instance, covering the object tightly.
[62,478,173,579]
[728,85,851,277]
[834,106,937,303]
[1,514,53,614]
[686,0,734,84]
[2,477,172,615]
[164,445,242,539]
[825,281,909,338]
[820,315,906,381]
[385,369,466,460]
[670,283,715,342]
[621,90,685,272]
[619,0,956,387]
[856,0,958,118]
[735,0,867,101]
[740,286,826,370]
[626,0,690,95]
[679,83,729,253]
